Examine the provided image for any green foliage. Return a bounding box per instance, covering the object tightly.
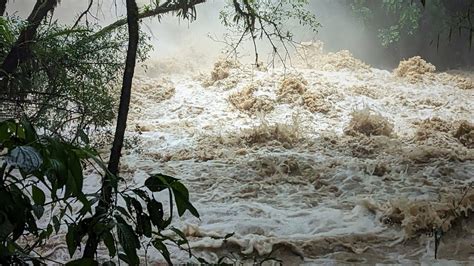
[0,119,199,264]
[0,17,17,46]
[351,0,423,46]
[0,118,92,264]
[379,0,421,46]
[0,17,151,143]
[64,172,200,265]
[351,0,474,48]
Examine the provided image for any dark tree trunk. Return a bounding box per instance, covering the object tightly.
[1,0,57,76]
[0,0,7,16]
[82,0,140,259]
[0,0,58,93]
[106,2,139,177]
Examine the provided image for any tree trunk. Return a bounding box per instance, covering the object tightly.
[82,0,140,259]
[0,0,58,94]
[1,0,57,76]
[106,2,139,177]
[0,0,7,16]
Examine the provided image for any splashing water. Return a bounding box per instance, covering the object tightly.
[44,45,474,264]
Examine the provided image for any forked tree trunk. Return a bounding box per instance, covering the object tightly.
[1,0,58,79]
[0,0,58,117]
[82,0,140,259]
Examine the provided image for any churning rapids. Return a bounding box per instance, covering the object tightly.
[46,42,473,264]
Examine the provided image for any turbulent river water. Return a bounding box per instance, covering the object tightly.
[46,44,473,264]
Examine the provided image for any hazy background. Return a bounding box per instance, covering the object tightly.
[5,0,474,70]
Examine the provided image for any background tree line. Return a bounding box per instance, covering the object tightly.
[349,0,474,69]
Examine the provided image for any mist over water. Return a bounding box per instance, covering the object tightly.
[6,1,473,69]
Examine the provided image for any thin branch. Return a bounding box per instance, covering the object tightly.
[71,0,94,30]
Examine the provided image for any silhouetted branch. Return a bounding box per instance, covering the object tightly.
[90,0,206,40]
[71,0,94,29]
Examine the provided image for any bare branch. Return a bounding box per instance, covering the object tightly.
[224,0,318,68]
[71,0,94,30]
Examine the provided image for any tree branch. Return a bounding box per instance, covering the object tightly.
[90,0,206,40]
[0,0,7,16]
[0,0,59,93]
[70,0,94,30]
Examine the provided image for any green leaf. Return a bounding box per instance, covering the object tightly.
[31,258,43,266]
[53,216,61,233]
[115,206,132,219]
[46,223,53,237]
[0,17,15,43]
[0,122,11,143]
[32,205,44,219]
[0,120,23,143]
[66,258,99,266]
[20,117,38,143]
[130,197,143,214]
[78,128,90,144]
[142,215,152,238]
[172,182,199,218]
[147,199,164,228]
[145,174,199,218]
[66,225,78,257]
[171,181,189,197]
[102,231,117,257]
[170,227,191,257]
[123,195,134,215]
[144,173,178,192]
[144,177,166,192]
[116,216,140,266]
[174,194,198,218]
[136,214,152,238]
[7,146,43,173]
[78,194,95,215]
[118,253,130,264]
[31,185,46,205]
[65,170,77,198]
[132,188,149,201]
[68,152,84,195]
[152,239,172,265]
[13,122,26,140]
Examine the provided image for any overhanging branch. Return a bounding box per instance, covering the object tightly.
[91,0,206,40]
